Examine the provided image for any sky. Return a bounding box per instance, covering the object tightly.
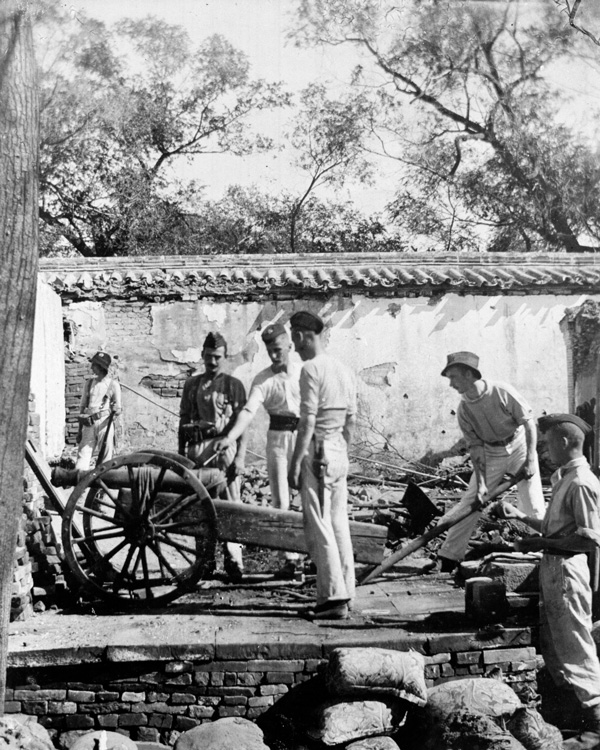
[52,1,600,221]
[56,0,401,214]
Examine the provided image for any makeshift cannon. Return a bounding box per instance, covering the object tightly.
[50,450,388,608]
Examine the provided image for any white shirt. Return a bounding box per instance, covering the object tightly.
[243,362,301,418]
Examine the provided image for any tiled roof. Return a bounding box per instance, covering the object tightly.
[39,252,600,300]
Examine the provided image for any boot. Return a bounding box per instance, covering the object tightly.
[563,705,600,750]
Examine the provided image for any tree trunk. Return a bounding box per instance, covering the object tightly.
[0,0,38,712]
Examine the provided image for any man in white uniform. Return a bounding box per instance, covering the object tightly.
[288,310,357,620]
[215,322,302,577]
[498,414,600,750]
[438,351,545,570]
[76,351,122,470]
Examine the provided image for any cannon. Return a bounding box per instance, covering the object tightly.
[49,449,389,608]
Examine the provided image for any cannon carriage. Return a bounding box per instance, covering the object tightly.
[48,449,389,608]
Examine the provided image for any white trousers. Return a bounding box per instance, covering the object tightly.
[267,429,300,561]
[75,415,115,470]
[300,433,355,605]
[540,554,600,708]
[439,433,545,562]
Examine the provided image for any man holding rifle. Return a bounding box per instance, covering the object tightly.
[288,311,357,620]
[437,351,545,571]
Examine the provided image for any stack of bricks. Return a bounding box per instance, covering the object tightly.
[27,513,67,611]
[423,642,538,702]
[5,657,321,747]
[65,355,89,445]
[11,515,34,622]
[13,394,47,622]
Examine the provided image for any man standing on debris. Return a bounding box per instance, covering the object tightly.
[178,331,247,581]
[437,351,545,571]
[76,351,122,470]
[215,322,303,579]
[497,414,600,750]
[288,311,357,620]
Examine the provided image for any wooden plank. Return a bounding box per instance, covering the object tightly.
[212,500,387,564]
[25,439,70,515]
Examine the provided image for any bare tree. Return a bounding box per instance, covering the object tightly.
[557,0,600,46]
[0,0,38,707]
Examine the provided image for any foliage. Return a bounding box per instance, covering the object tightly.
[288,83,375,250]
[294,0,600,252]
[37,6,289,256]
[183,185,407,254]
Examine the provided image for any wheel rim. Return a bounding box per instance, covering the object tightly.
[62,452,218,607]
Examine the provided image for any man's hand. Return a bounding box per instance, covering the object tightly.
[288,462,302,491]
[515,536,545,553]
[522,456,537,480]
[475,481,488,504]
[214,436,234,454]
[492,500,523,520]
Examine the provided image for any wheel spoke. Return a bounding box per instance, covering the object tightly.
[148,539,180,579]
[153,492,201,525]
[145,465,168,514]
[111,542,138,592]
[73,529,127,544]
[96,480,120,502]
[155,532,196,562]
[79,506,120,526]
[127,465,140,512]
[140,546,154,599]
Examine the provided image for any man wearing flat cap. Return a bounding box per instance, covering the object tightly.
[179,331,247,580]
[437,351,545,570]
[215,322,303,578]
[288,310,357,620]
[497,414,600,749]
[76,351,122,470]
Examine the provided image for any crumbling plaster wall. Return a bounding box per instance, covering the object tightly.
[63,292,591,463]
[30,280,65,458]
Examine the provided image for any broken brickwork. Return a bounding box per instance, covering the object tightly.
[5,629,537,748]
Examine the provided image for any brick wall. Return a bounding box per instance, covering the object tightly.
[5,635,538,748]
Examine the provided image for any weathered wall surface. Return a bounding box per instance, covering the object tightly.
[62,292,590,463]
[30,280,65,458]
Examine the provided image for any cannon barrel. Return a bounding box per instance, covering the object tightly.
[51,465,225,493]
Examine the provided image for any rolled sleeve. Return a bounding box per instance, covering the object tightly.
[572,484,600,547]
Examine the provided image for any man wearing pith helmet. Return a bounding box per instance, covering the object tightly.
[496,414,600,749]
[437,351,545,571]
[215,322,303,578]
[75,351,122,470]
[288,310,357,620]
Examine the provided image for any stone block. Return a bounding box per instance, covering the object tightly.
[137,727,161,743]
[218,706,246,718]
[482,647,536,664]
[455,651,482,666]
[165,661,192,674]
[67,690,95,703]
[118,713,148,727]
[65,714,95,730]
[223,696,248,706]
[265,672,294,684]
[246,659,304,672]
[122,691,145,703]
[237,673,262,687]
[97,715,119,728]
[193,673,209,687]
[170,693,196,705]
[148,714,173,729]
[248,696,274,708]
[188,706,215,719]
[3,702,21,713]
[48,701,77,714]
[481,559,539,593]
[259,685,288,696]
[175,716,200,731]
[21,700,48,715]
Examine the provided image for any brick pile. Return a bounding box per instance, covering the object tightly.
[5,657,322,747]
[27,514,67,611]
[65,356,89,445]
[5,631,538,747]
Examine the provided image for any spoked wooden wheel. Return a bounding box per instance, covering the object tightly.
[62,452,218,607]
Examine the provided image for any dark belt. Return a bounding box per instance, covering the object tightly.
[269,414,299,432]
[485,430,517,447]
